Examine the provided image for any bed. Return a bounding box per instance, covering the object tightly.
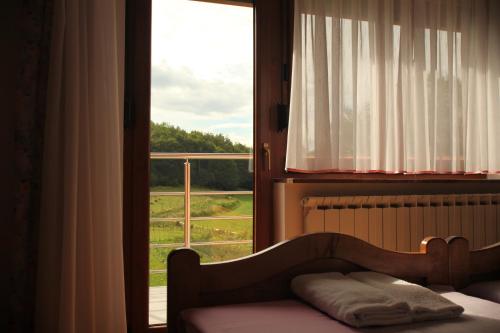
[448,236,500,303]
[167,233,500,333]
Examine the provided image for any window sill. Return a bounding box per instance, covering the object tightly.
[149,324,167,333]
[274,174,497,183]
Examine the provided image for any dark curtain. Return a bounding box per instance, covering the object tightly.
[4,0,53,332]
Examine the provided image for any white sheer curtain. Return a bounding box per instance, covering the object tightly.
[286,0,500,174]
[35,0,126,332]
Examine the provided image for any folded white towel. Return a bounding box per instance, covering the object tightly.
[291,272,412,327]
[348,271,464,322]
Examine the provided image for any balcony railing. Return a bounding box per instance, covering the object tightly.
[149,152,253,274]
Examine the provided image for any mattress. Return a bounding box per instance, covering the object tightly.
[181,291,500,333]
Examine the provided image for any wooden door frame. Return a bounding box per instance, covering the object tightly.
[254,0,291,251]
[123,0,151,331]
[123,0,289,331]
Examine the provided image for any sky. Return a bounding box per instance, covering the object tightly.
[151,0,254,147]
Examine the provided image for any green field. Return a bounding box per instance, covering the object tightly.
[149,187,253,286]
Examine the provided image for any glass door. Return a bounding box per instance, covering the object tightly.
[148,0,254,325]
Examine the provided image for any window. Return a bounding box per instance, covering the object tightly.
[286,0,500,175]
[149,0,254,325]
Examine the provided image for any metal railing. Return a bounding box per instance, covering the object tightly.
[151,152,252,160]
[150,152,253,250]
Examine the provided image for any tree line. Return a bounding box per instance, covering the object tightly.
[150,122,253,190]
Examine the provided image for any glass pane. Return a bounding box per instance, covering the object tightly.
[149,0,254,325]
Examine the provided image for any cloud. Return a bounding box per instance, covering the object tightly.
[208,123,253,130]
[149,1,253,146]
[151,107,253,146]
[151,64,252,118]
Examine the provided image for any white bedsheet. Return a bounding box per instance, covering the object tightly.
[182,291,500,333]
[361,291,500,333]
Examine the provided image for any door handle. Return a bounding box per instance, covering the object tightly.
[263,143,271,171]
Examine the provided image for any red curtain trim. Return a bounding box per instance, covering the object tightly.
[285,168,498,175]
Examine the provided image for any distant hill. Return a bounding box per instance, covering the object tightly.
[150,122,253,190]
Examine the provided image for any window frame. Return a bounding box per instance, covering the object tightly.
[276,0,486,181]
[123,0,151,330]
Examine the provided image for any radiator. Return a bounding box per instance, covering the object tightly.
[302,194,500,251]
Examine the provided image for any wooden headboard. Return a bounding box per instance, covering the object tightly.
[447,236,500,289]
[167,232,449,333]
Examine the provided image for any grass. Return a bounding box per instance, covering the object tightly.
[149,188,253,287]
[149,218,252,244]
[149,244,253,287]
[150,188,252,218]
